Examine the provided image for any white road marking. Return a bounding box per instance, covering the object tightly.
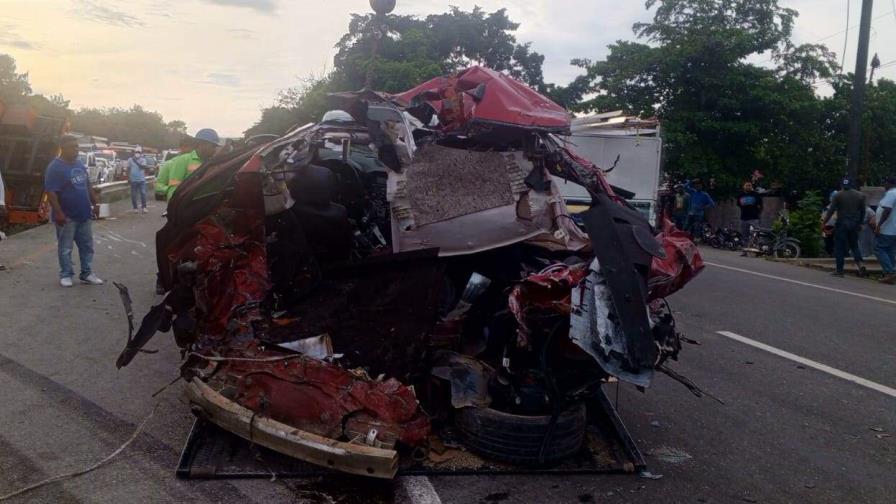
[704,261,896,306]
[716,331,896,399]
[396,476,442,504]
[108,231,147,247]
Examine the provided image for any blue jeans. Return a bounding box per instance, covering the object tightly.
[875,234,896,274]
[130,181,147,209]
[56,220,94,280]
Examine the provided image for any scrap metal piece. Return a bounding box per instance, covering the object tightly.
[569,258,653,387]
[114,283,170,369]
[578,197,656,374]
[431,351,495,409]
[185,379,400,479]
[275,334,334,360]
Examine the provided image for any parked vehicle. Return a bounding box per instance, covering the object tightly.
[161,149,181,162]
[94,158,114,184]
[708,227,744,251]
[0,102,67,225]
[555,113,662,226]
[142,155,159,176]
[689,220,714,244]
[744,217,801,258]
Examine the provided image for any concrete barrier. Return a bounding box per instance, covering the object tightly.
[96,177,155,204]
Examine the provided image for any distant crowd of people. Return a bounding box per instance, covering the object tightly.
[667,175,896,285]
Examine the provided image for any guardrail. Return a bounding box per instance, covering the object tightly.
[95,177,155,203]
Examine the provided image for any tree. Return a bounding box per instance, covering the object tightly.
[1,54,187,148]
[166,120,188,135]
[823,75,896,186]
[70,105,189,148]
[27,93,71,118]
[0,54,32,102]
[568,0,841,195]
[246,7,548,136]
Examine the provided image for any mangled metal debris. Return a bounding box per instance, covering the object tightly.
[117,65,703,479]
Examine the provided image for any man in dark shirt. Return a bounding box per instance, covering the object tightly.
[821,178,867,277]
[45,135,103,287]
[737,182,763,242]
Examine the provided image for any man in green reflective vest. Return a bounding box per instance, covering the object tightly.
[156,128,221,200]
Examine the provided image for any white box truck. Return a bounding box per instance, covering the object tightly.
[554,112,662,226]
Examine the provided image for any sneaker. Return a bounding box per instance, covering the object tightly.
[141,207,148,214]
[880,274,896,285]
[80,273,104,285]
[60,277,73,287]
[129,208,139,214]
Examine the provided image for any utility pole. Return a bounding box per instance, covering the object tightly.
[846,0,874,182]
[366,0,396,89]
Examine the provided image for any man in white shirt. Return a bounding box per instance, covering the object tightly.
[874,176,896,284]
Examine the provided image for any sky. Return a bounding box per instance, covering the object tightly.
[2,0,896,138]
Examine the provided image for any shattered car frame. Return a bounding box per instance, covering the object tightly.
[117,66,703,478]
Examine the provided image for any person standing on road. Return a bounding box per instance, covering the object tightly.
[44,135,104,287]
[737,181,763,241]
[128,147,148,214]
[822,178,868,278]
[155,129,220,201]
[672,184,691,231]
[153,129,219,295]
[874,176,896,284]
[685,180,715,237]
[154,136,194,201]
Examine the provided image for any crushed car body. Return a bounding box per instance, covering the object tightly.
[117,66,703,479]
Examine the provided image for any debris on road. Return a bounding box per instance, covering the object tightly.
[646,446,693,464]
[116,66,704,478]
[638,470,664,480]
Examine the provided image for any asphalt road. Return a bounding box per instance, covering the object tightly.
[1,204,894,503]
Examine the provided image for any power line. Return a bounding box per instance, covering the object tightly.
[757,7,895,66]
[842,0,850,71]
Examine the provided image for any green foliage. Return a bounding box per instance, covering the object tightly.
[2,53,188,148]
[823,75,896,186]
[0,54,31,102]
[246,6,549,137]
[788,191,825,257]
[572,0,842,197]
[70,105,186,148]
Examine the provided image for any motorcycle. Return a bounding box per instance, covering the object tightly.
[744,217,801,259]
[708,227,744,251]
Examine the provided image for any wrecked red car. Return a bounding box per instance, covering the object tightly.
[116,66,703,479]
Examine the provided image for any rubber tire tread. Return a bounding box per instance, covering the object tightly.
[456,402,587,466]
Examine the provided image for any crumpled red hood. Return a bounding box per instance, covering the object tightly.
[393,66,570,132]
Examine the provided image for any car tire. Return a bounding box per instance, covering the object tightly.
[455,401,587,466]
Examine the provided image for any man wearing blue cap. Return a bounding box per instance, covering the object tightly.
[822,178,868,277]
[155,128,221,200]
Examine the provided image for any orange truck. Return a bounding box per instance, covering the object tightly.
[0,101,69,226]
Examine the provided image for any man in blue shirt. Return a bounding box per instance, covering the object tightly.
[685,180,715,237]
[128,147,148,214]
[44,135,103,287]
